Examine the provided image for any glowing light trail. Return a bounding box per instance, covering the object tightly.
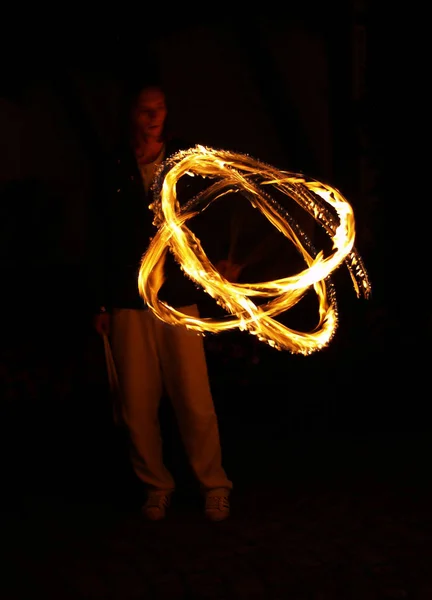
[138,145,371,354]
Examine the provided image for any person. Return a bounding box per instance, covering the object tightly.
[90,79,233,521]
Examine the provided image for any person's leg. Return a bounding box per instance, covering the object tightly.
[154,305,233,498]
[110,308,175,493]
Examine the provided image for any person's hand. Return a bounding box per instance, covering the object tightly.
[93,312,111,337]
[216,259,242,282]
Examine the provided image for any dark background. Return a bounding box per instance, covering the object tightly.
[0,4,428,498]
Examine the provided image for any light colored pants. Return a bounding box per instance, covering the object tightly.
[110,305,232,493]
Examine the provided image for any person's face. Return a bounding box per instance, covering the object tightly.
[132,86,168,141]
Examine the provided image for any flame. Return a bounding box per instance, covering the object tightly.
[138,145,371,354]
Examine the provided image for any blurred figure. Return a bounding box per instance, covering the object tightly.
[90,80,232,521]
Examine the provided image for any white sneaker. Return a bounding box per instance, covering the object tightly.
[142,491,172,521]
[204,488,230,521]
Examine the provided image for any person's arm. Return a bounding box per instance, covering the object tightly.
[87,152,115,334]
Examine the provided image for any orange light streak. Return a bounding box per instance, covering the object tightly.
[138,146,371,354]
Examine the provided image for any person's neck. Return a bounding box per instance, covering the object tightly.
[133,135,165,165]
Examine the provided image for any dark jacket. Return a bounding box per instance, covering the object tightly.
[89,137,213,312]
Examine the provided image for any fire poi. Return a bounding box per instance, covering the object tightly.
[138,145,371,355]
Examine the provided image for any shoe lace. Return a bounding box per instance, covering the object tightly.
[206,495,230,511]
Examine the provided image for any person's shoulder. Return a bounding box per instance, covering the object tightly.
[107,142,134,168]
